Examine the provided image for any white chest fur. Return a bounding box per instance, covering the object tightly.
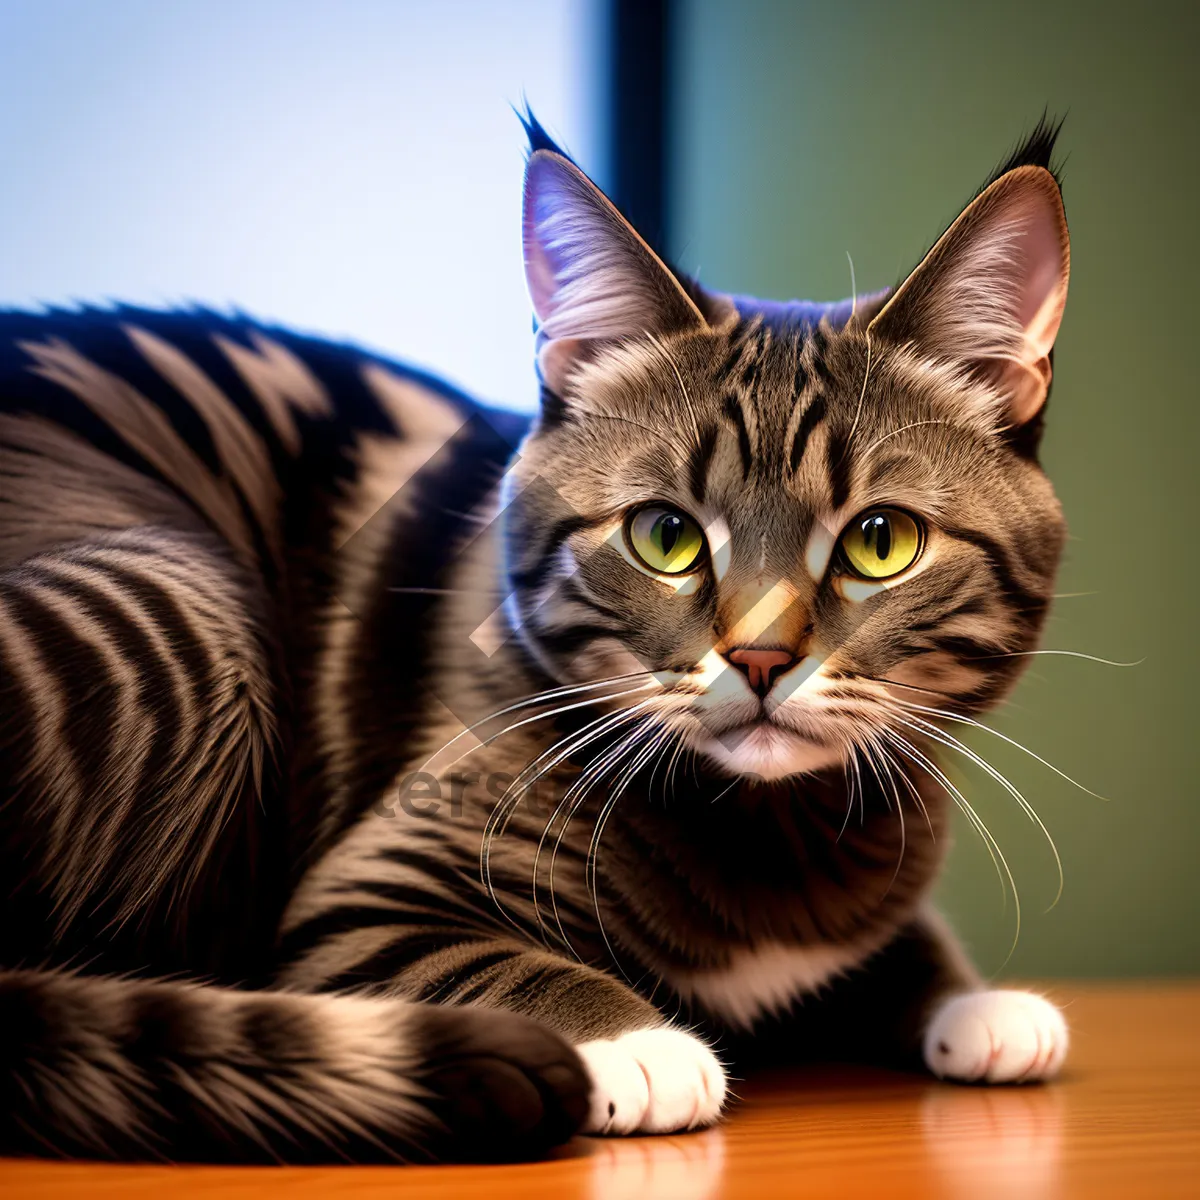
[666,941,870,1030]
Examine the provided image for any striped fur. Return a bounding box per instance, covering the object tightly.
[0,306,589,1159]
[2,119,1073,1160]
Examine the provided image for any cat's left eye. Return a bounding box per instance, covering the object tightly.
[625,504,706,575]
[838,508,924,580]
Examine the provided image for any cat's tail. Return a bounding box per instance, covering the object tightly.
[0,968,589,1162]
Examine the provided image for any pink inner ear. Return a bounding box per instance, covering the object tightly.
[522,154,574,324]
[1011,187,1070,362]
[996,355,1054,428]
[523,151,662,345]
[1001,182,1069,425]
[868,164,1069,430]
[521,149,707,394]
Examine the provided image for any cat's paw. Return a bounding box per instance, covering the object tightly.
[414,1004,591,1157]
[923,990,1068,1084]
[575,1026,727,1134]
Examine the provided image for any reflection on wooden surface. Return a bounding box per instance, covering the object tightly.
[587,1128,725,1200]
[1,982,1197,1199]
[921,1079,1065,1198]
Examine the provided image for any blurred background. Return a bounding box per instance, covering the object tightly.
[1,0,1195,977]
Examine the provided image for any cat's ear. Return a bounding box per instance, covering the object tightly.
[523,149,707,394]
[868,162,1070,427]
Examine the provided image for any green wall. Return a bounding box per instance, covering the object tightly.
[671,0,1199,976]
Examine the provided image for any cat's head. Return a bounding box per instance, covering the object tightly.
[500,116,1069,782]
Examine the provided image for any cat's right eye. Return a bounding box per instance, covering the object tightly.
[625,504,706,575]
[838,507,924,580]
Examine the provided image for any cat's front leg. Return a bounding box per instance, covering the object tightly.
[280,905,727,1134]
[447,948,728,1134]
[914,913,1069,1084]
[800,909,1069,1084]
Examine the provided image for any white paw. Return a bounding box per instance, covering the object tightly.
[924,990,1068,1083]
[575,1026,727,1134]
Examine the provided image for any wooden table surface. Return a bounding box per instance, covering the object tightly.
[3,981,1197,1199]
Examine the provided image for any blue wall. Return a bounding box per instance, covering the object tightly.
[0,0,601,411]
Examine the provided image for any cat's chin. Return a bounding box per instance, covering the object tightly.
[693,721,841,782]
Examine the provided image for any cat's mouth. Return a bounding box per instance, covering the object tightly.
[693,716,841,782]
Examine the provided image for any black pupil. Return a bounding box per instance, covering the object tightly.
[863,514,892,560]
[658,514,683,556]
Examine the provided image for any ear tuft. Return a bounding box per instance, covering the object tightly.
[980,112,1065,192]
[517,103,573,161]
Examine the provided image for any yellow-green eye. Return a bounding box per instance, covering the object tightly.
[839,508,923,580]
[626,505,706,575]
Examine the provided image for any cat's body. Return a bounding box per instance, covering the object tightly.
[0,118,1072,1160]
[0,304,527,980]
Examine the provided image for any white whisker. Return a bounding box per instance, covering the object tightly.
[421,668,656,771]
[529,703,665,951]
[500,693,665,837]
[878,740,935,840]
[646,332,703,450]
[858,419,956,462]
[481,693,662,929]
[586,722,672,981]
[836,751,858,842]
[863,733,907,898]
[841,329,874,455]
[546,714,658,953]
[883,727,1022,964]
[443,678,657,776]
[969,649,1140,668]
[893,699,1107,801]
[892,711,1064,911]
[555,404,662,437]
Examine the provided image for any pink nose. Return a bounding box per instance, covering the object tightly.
[725,648,798,697]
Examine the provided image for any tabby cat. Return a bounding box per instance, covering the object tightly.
[0,114,1072,1161]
